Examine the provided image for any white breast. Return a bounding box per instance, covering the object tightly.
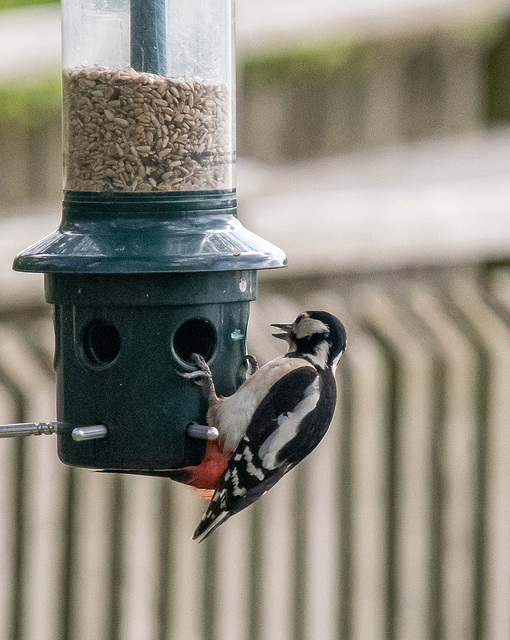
[216,356,312,451]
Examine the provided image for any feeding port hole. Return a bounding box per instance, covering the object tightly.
[172,318,217,365]
[83,319,121,366]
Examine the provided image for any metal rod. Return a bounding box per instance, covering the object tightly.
[72,425,109,442]
[0,422,59,438]
[130,0,167,75]
[187,423,219,441]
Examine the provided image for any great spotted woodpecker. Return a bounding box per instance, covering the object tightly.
[185,310,347,542]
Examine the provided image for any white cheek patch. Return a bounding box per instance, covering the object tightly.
[259,377,320,470]
[294,316,329,340]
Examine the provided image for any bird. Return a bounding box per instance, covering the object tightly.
[184,310,347,542]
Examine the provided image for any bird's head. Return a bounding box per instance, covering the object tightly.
[271,311,347,371]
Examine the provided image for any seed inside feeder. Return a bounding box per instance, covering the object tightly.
[63,67,233,193]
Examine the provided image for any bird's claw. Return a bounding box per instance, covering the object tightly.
[179,353,213,388]
[246,354,259,375]
[188,353,211,373]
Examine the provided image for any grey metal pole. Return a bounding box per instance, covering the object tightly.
[0,422,109,442]
[0,422,59,437]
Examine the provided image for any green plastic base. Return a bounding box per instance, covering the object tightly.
[48,270,256,469]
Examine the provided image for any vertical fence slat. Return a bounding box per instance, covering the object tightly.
[258,472,295,640]
[0,326,59,640]
[449,278,510,640]
[215,504,251,640]
[23,436,67,640]
[0,371,17,639]
[303,406,342,640]
[120,476,162,640]
[412,286,478,640]
[349,332,389,640]
[157,481,173,640]
[363,291,433,640]
[0,433,15,640]
[169,485,205,640]
[71,471,116,640]
[443,279,491,640]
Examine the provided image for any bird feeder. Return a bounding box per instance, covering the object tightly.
[9,0,286,471]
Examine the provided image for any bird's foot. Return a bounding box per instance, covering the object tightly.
[189,353,211,373]
[179,353,213,389]
[246,354,259,375]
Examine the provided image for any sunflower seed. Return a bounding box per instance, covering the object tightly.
[63,66,232,192]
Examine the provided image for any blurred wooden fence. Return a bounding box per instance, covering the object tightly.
[1,262,510,640]
[0,28,490,210]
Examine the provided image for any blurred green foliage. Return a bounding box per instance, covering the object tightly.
[0,73,61,123]
[241,39,366,88]
[485,20,510,124]
[0,0,59,9]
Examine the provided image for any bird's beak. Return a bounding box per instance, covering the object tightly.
[270,323,293,340]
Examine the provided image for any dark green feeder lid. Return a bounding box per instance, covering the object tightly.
[13,190,287,274]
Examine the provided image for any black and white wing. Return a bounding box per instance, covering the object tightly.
[193,365,331,542]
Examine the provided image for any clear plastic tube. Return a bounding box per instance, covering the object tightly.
[61,0,235,193]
